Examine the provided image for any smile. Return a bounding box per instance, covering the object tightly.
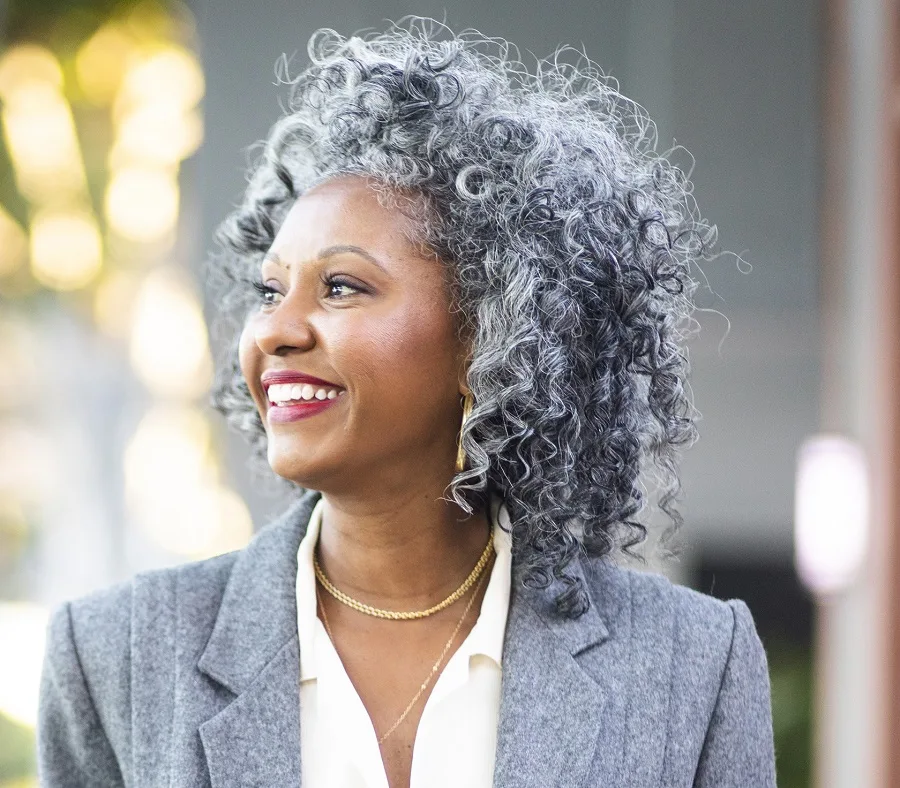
[267,382,345,405]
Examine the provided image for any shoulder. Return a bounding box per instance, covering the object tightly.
[576,560,774,779]
[68,547,229,613]
[56,547,238,654]
[46,549,240,709]
[578,560,769,707]
[47,490,319,693]
[39,548,245,781]
[583,559,759,653]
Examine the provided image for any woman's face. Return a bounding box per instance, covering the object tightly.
[239,175,469,492]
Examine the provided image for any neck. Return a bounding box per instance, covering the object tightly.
[313,488,493,611]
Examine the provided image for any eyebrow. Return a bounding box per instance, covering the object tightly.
[263,245,389,274]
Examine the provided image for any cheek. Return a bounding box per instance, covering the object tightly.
[346,304,459,398]
[237,324,252,373]
[238,322,261,394]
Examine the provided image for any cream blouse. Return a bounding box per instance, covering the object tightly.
[295,493,513,787]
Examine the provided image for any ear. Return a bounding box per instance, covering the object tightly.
[457,364,472,399]
[456,337,474,398]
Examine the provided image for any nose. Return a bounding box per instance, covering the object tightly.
[250,297,316,357]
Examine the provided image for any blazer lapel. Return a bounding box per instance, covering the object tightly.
[197,489,320,788]
[198,637,302,787]
[492,553,627,788]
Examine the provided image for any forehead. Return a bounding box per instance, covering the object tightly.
[271,176,427,267]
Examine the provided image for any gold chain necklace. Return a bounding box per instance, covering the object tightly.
[313,523,494,620]
[316,560,491,744]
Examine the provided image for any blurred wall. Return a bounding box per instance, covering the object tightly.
[192,0,822,566]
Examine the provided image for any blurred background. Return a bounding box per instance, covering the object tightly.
[0,0,898,786]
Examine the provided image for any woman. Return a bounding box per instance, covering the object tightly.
[37,19,777,788]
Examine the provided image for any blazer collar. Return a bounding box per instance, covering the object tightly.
[493,549,626,787]
[197,489,625,788]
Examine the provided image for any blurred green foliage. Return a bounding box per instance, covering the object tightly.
[0,712,35,782]
[2,0,171,52]
[769,639,813,787]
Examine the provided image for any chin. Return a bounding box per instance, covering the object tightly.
[266,442,336,490]
[267,451,310,486]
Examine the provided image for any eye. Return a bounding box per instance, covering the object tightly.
[322,274,364,300]
[250,274,365,306]
[251,278,283,306]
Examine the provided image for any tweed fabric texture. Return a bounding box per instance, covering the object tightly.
[37,489,778,787]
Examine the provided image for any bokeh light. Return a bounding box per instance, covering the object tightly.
[124,404,216,495]
[111,104,203,168]
[0,44,63,96]
[92,268,144,340]
[29,208,103,290]
[0,316,39,411]
[124,405,252,558]
[0,493,30,562]
[0,421,58,503]
[75,23,135,105]
[104,165,180,243]
[794,434,870,595]
[128,268,213,398]
[0,602,49,728]
[0,5,221,783]
[135,482,253,558]
[0,206,27,277]
[1,83,88,204]
[115,45,205,114]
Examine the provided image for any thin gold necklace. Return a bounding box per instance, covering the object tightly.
[316,560,491,745]
[313,522,494,620]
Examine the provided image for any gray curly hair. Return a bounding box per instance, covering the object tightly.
[207,17,716,619]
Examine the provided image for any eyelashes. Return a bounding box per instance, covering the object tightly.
[251,279,278,303]
[249,274,364,305]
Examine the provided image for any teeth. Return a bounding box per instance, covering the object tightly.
[267,382,344,405]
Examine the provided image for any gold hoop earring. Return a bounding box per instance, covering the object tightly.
[455,391,475,473]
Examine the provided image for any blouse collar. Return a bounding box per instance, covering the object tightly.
[296,492,513,682]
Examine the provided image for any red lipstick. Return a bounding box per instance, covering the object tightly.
[261,369,343,392]
[267,398,340,423]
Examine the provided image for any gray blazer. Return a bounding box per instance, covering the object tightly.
[37,489,777,787]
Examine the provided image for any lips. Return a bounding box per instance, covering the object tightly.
[260,369,343,392]
[266,398,339,424]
